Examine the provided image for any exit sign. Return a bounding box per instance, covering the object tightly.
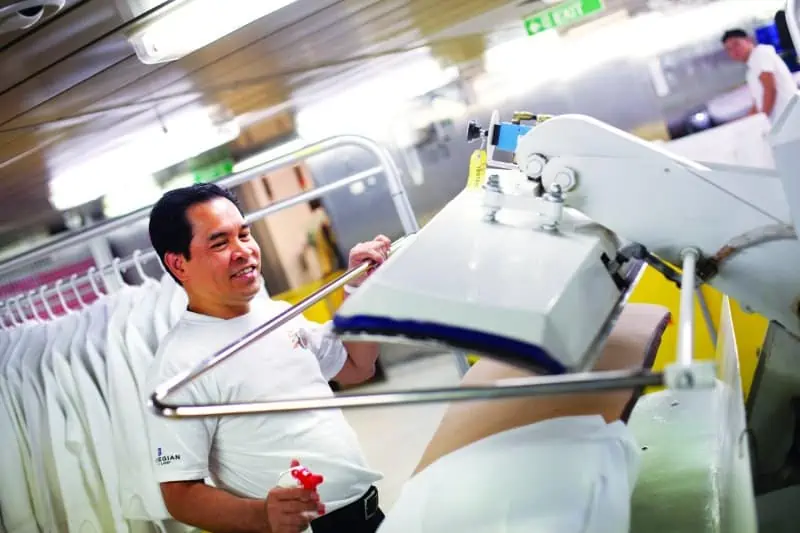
[523,0,605,36]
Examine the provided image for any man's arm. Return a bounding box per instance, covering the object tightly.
[759,71,778,117]
[337,289,380,384]
[161,480,321,533]
[331,234,391,385]
[161,480,268,533]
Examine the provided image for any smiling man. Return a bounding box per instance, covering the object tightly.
[145,184,390,533]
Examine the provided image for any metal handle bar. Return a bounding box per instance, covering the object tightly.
[0,134,416,279]
[150,235,414,413]
[151,368,664,418]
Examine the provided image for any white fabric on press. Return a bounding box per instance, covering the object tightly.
[378,415,640,533]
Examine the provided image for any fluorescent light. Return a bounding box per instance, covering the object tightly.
[295,57,460,141]
[48,109,239,211]
[127,0,299,64]
[232,138,309,173]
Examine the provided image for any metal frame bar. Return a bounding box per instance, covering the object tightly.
[695,287,718,348]
[0,134,417,279]
[787,0,800,61]
[0,136,418,311]
[677,248,700,367]
[149,245,663,419]
[152,368,664,418]
[151,236,412,411]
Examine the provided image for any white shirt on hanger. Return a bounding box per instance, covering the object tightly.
[43,311,106,532]
[145,290,382,513]
[106,285,171,526]
[0,324,39,533]
[0,357,38,533]
[69,299,131,533]
[19,322,68,531]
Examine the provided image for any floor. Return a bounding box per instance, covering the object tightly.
[342,352,464,510]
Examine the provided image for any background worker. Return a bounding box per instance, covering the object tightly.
[722,28,798,124]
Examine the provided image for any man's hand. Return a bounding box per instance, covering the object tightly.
[347,234,391,287]
[265,486,324,533]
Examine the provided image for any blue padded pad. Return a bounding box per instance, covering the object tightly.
[332,315,566,375]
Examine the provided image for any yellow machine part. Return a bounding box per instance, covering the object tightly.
[276,266,768,400]
[627,266,767,399]
[273,271,346,324]
[465,266,767,399]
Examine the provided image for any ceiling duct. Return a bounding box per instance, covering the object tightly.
[0,0,65,34]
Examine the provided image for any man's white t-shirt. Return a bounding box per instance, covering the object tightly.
[145,293,382,513]
[747,44,798,123]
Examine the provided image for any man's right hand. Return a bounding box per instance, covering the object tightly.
[265,486,325,532]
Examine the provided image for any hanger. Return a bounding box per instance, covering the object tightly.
[10,297,25,326]
[69,274,87,310]
[26,290,43,324]
[55,279,72,315]
[87,266,104,298]
[39,285,56,321]
[132,249,151,282]
[112,257,126,288]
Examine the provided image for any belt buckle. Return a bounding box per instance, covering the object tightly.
[363,488,378,520]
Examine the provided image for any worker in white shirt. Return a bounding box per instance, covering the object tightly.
[145,183,390,533]
[722,28,798,123]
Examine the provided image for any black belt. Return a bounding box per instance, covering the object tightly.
[311,486,383,533]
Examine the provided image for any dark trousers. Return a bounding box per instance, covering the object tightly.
[311,486,384,533]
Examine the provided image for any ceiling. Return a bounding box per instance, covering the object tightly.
[0,0,662,242]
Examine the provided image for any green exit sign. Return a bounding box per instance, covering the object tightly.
[523,0,605,36]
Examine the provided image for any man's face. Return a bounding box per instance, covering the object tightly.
[724,37,752,63]
[174,197,262,315]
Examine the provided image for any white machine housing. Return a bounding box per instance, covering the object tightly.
[336,90,800,374]
[334,177,637,373]
[511,105,800,339]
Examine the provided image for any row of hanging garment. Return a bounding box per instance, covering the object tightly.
[0,253,199,533]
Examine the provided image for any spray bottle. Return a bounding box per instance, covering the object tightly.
[276,460,325,533]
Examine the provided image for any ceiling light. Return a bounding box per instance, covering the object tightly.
[232,138,310,173]
[126,0,299,64]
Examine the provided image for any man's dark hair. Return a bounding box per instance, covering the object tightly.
[722,28,749,43]
[148,183,243,283]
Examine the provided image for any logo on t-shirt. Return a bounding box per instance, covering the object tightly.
[289,329,309,350]
[155,447,181,467]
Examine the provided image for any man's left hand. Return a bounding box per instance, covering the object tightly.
[347,235,391,287]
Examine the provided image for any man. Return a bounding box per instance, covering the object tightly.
[145,183,390,533]
[722,28,798,124]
